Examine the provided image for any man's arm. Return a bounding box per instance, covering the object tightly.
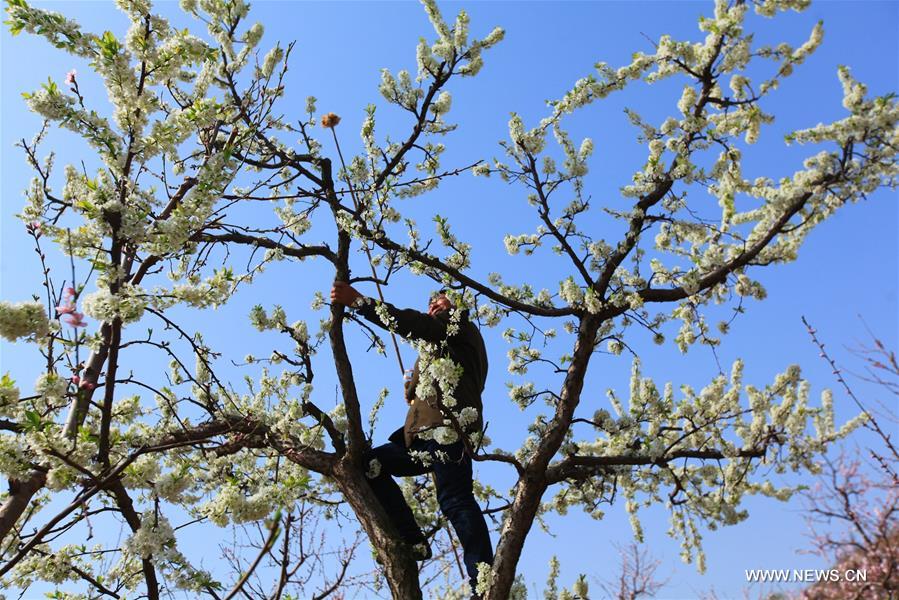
[330,281,447,343]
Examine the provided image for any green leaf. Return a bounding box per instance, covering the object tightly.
[6,20,23,36]
[0,372,14,388]
[41,77,58,95]
[78,426,99,444]
[88,258,107,272]
[23,410,42,432]
[284,473,311,490]
[96,30,120,60]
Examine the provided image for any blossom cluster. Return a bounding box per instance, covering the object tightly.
[546,356,868,572]
[81,284,146,324]
[0,300,50,342]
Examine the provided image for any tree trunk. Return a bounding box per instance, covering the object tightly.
[488,315,601,599]
[333,459,423,599]
[486,473,547,600]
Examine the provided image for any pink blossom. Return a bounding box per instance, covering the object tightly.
[71,375,81,386]
[65,69,77,85]
[57,287,86,326]
[62,311,87,328]
[26,221,42,238]
[56,287,75,316]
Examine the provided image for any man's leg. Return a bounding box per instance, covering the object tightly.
[364,440,430,545]
[430,440,494,593]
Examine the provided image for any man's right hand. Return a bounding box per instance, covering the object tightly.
[330,281,363,307]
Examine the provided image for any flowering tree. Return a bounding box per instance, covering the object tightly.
[0,0,896,598]
[797,325,898,599]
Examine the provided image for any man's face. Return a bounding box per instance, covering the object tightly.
[427,293,452,317]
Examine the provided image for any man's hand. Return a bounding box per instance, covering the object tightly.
[330,281,363,307]
[403,369,414,405]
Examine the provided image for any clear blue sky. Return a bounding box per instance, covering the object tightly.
[1,1,897,598]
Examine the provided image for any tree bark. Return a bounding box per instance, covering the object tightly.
[109,479,160,600]
[487,473,547,600]
[0,323,113,544]
[332,460,423,600]
[322,157,368,464]
[0,470,46,544]
[488,315,601,599]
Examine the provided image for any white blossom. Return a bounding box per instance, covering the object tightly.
[81,285,146,324]
[0,301,49,342]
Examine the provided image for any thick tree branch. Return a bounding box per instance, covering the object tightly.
[545,447,766,484]
[197,230,337,264]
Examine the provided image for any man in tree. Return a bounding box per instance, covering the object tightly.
[330,281,493,596]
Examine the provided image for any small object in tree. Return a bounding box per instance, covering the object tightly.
[320,112,341,128]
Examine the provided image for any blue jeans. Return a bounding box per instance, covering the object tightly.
[365,436,494,590]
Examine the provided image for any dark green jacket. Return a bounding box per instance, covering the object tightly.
[356,298,488,446]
